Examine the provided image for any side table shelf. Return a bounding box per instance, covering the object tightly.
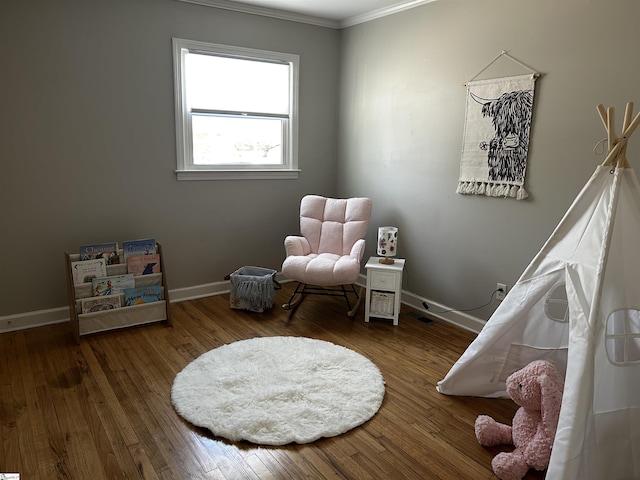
[364,257,405,326]
[64,242,172,343]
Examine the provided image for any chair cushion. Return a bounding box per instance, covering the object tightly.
[282,253,361,286]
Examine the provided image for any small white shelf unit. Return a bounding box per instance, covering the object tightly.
[364,256,405,326]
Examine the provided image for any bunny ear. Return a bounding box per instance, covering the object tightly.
[539,368,564,439]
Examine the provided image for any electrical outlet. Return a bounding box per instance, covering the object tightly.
[496,283,507,301]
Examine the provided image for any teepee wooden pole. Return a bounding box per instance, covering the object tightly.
[602,106,624,167]
[607,107,617,155]
[621,107,640,139]
[622,102,634,131]
[619,102,634,168]
[619,103,640,168]
[596,104,618,166]
[597,104,608,129]
[596,104,616,154]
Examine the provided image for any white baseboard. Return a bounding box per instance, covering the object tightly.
[168,280,231,303]
[0,274,485,335]
[0,306,71,333]
[399,290,486,334]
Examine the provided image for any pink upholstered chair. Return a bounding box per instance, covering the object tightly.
[282,195,373,315]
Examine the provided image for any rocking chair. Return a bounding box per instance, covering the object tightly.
[282,195,372,316]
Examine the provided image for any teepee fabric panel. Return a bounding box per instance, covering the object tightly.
[457,74,536,200]
[550,167,640,480]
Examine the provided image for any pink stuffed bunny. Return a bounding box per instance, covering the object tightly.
[474,360,564,480]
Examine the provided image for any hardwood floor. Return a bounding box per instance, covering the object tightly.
[0,283,545,479]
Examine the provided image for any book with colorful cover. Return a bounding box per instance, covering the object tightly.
[71,258,107,284]
[92,274,135,296]
[124,285,163,306]
[122,238,157,260]
[81,295,121,313]
[126,254,161,276]
[79,242,120,265]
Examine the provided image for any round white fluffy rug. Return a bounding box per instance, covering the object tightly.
[171,336,385,446]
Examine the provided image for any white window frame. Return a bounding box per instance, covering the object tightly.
[172,38,300,180]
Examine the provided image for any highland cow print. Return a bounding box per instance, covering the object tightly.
[477,90,533,183]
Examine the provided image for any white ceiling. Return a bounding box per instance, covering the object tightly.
[227,0,423,21]
[179,0,437,28]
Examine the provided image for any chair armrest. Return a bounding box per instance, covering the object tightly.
[350,239,366,262]
[284,235,311,257]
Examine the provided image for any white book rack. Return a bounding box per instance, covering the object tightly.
[64,242,172,343]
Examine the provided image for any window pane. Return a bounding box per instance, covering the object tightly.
[192,115,283,165]
[606,337,627,363]
[629,310,640,333]
[607,310,627,335]
[627,336,640,361]
[186,53,290,114]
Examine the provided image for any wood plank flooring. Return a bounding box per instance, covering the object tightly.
[0,283,545,479]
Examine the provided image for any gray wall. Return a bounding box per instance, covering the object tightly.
[4,0,640,327]
[338,0,640,321]
[0,0,340,317]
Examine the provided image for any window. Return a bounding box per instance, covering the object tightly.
[544,282,569,323]
[172,39,300,180]
[606,309,640,364]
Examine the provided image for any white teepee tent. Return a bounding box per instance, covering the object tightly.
[437,103,640,480]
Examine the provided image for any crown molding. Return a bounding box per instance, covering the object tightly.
[340,0,438,28]
[177,0,437,29]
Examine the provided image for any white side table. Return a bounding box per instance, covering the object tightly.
[364,257,405,326]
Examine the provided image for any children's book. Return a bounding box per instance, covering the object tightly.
[81,295,121,313]
[92,274,135,296]
[124,285,163,306]
[79,242,120,265]
[123,238,157,260]
[71,258,107,284]
[126,254,161,276]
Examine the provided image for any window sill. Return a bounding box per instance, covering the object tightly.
[175,169,301,181]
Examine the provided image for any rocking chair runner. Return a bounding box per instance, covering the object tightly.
[282,195,373,316]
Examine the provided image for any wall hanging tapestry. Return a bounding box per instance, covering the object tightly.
[457,73,537,200]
